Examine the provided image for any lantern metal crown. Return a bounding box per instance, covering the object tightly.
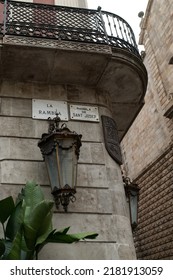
[38,114,82,212]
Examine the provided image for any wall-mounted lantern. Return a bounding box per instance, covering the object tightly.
[38,114,82,212]
[123,176,139,231]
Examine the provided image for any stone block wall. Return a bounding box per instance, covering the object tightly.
[55,0,88,8]
[0,80,136,259]
[12,0,88,8]
[121,57,171,179]
[134,146,173,259]
[121,0,173,259]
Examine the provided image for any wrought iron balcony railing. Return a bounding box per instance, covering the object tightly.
[0,0,140,57]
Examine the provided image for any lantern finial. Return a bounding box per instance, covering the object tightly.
[48,113,61,133]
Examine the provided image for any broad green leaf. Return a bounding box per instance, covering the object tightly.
[20,235,28,252]
[15,187,25,205]
[58,227,71,234]
[23,201,53,250]
[23,205,32,224]
[47,231,98,244]
[35,212,53,246]
[0,240,5,258]
[47,232,79,243]
[69,232,98,240]
[6,229,23,260]
[23,223,37,250]
[0,182,98,260]
[21,250,35,260]
[24,181,45,208]
[0,196,15,224]
[24,200,54,231]
[6,201,23,241]
[1,240,13,260]
[35,229,56,255]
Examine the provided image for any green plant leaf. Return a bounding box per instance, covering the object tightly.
[35,211,53,246]
[24,181,45,208]
[0,240,5,258]
[23,200,53,250]
[23,224,37,251]
[1,240,13,260]
[24,200,54,230]
[47,230,98,244]
[6,228,23,260]
[15,187,25,205]
[0,182,98,260]
[69,232,99,240]
[23,205,32,225]
[0,196,15,224]
[35,229,56,257]
[58,227,71,234]
[6,201,23,241]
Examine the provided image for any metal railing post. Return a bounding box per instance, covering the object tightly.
[3,0,7,35]
[97,6,109,44]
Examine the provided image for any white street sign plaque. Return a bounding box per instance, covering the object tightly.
[70,104,99,122]
[32,99,68,121]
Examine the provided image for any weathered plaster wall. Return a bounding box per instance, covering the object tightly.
[0,80,136,259]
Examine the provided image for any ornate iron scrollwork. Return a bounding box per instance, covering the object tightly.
[52,185,76,212]
[0,0,140,57]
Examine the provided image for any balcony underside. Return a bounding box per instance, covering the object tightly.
[0,35,147,140]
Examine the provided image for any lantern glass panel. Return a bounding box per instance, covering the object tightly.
[45,149,61,190]
[56,138,78,189]
[129,190,138,225]
[44,137,78,192]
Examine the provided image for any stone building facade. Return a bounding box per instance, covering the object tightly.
[12,0,87,7]
[121,0,173,259]
[0,0,147,259]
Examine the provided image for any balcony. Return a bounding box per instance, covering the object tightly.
[0,0,147,139]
